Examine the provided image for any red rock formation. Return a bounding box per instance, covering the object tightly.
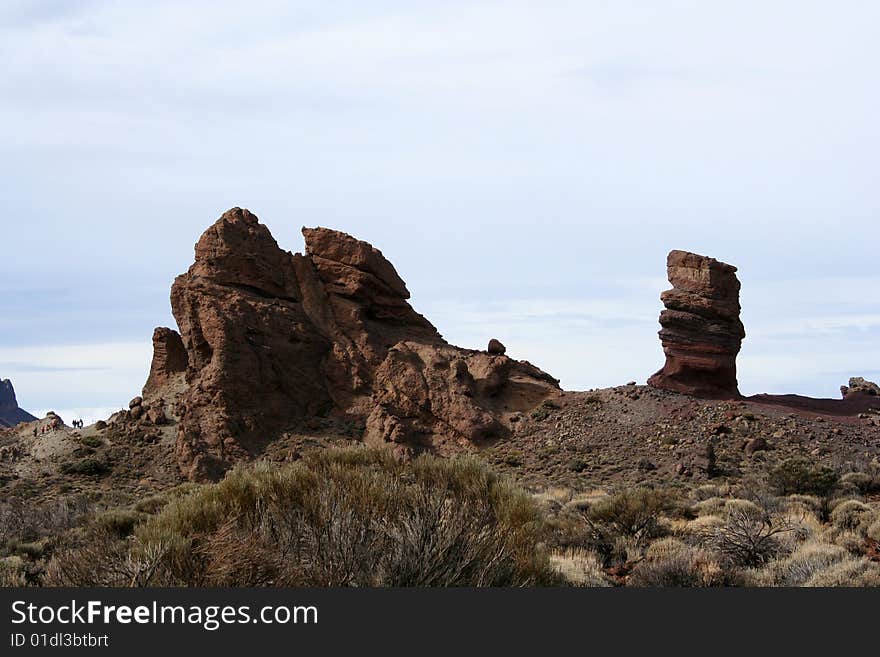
[142,327,188,400]
[152,208,559,479]
[647,250,745,399]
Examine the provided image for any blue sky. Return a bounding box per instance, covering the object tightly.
[1,1,878,422]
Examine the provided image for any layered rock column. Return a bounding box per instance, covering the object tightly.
[647,250,745,399]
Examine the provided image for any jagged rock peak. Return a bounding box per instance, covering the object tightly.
[303,226,410,299]
[0,378,37,428]
[189,207,302,300]
[648,250,745,399]
[149,208,560,480]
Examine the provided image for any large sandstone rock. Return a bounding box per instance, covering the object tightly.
[0,378,37,428]
[647,250,745,399]
[152,208,560,479]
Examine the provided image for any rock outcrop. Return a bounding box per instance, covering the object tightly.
[647,250,745,399]
[142,327,188,400]
[154,208,560,480]
[0,378,37,428]
[841,377,880,399]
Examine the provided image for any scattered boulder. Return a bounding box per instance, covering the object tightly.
[841,377,880,399]
[648,250,745,399]
[129,397,143,409]
[743,436,769,456]
[487,339,506,355]
[694,442,716,476]
[146,407,168,426]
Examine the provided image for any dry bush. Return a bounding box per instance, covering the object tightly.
[868,518,880,543]
[803,558,880,587]
[839,471,879,496]
[755,541,850,586]
[0,496,91,554]
[692,484,730,501]
[628,544,739,587]
[829,500,876,536]
[644,537,689,560]
[698,505,799,567]
[694,497,761,519]
[0,557,30,586]
[45,448,556,587]
[548,548,613,587]
[783,494,824,517]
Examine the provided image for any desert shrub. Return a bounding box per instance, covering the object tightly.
[59,459,108,476]
[692,484,728,501]
[80,436,103,449]
[784,494,824,517]
[0,557,29,587]
[0,496,91,554]
[694,497,761,519]
[828,530,865,555]
[644,537,689,560]
[584,487,675,544]
[868,518,880,542]
[839,471,879,495]
[768,458,838,497]
[548,549,612,587]
[829,500,876,536]
[694,497,728,517]
[803,558,880,587]
[95,509,144,538]
[46,448,556,587]
[530,400,558,421]
[756,541,850,586]
[628,545,738,587]
[12,541,46,560]
[46,528,166,587]
[698,505,798,567]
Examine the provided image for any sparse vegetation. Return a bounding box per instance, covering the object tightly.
[45,448,558,587]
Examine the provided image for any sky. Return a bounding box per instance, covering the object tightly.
[1,0,878,423]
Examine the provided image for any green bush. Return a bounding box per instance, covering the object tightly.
[584,488,676,546]
[95,509,144,538]
[768,458,838,497]
[59,459,108,476]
